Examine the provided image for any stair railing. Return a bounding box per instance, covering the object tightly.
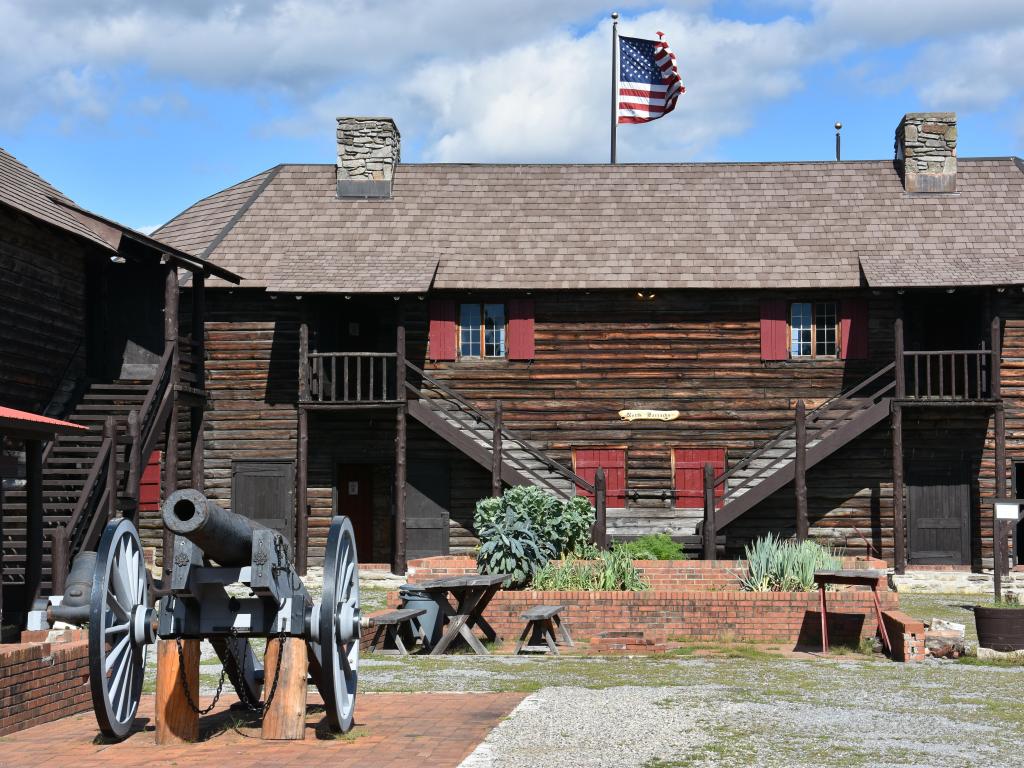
[404,361,595,496]
[712,362,897,503]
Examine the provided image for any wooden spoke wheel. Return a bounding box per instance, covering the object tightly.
[89,518,153,739]
[314,516,360,732]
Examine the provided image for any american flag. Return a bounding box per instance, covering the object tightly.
[617,32,684,124]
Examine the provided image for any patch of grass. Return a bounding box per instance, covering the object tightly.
[316,724,369,742]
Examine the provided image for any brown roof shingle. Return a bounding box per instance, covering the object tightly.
[156,157,1024,291]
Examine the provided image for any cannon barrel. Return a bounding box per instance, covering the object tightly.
[162,488,268,567]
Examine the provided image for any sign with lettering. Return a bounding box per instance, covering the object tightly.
[994,501,1021,521]
[618,409,680,422]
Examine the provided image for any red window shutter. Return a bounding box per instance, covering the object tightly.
[139,451,163,512]
[840,298,869,359]
[673,448,725,509]
[573,448,626,506]
[428,300,456,361]
[507,298,535,360]
[760,299,788,361]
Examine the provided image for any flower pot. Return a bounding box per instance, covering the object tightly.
[973,606,1024,651]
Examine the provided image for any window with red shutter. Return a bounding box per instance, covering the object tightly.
[673,448,725,509]
[428,300,456,361]
[760,299,788,360]
[840,298,869,359]
[573,448,627,507]
[508,298,535,360]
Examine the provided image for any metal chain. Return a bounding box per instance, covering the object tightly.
[223,629,287,716]
[175,637,227,715]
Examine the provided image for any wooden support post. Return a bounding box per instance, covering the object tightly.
[296,406,308,575]
[0,475,5,622]
[50,525,68,597]
[995,403,1007,578]
[491,400,503,498]
[795,399,808,542]
[703,462,716,561]
[593,468,607,549]
[24,439,43,609]
[190,273,206,492]
[394,322,407,575]
[894,316,906,399]
[892,404,906,574]
[262,636,308,740]
[163,266,179,580]
[991,311,1002,400]
[155,638,199,744]
[104,417,118,521]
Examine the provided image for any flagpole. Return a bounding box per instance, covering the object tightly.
[610,11,619,164]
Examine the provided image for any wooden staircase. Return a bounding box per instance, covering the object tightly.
[404,362,588,500]
[711,363,897,532]
[2,382,147,594]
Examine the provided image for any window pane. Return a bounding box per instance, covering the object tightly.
[459,304,481,358]
[484,303,506,357]
[815,302,837,357]
[790,303,812,357]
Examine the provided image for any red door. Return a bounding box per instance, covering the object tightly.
[336,465,374,560]
[673,448,725,509]
[573,448,627,507]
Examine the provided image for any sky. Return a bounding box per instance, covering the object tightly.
[0,0,1022,232]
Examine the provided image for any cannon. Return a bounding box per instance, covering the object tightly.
[85,488,360,740]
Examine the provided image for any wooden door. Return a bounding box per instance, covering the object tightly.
[572,448,627,507]
[231,460,295,551]
[907,462,971,565]
[336,465,375,559]
[406,460,450,560]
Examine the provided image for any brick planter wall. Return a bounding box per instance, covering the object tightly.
[0,630,91,736]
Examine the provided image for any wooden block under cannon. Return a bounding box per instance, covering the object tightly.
[155,638,200,744]
[261,636,308,740]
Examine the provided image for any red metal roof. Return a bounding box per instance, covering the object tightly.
[0,405,88,438]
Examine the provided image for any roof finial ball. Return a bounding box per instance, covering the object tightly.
[611,11,619,20]
[834,121,842,162]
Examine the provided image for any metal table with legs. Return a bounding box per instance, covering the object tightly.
[813,569,891,654]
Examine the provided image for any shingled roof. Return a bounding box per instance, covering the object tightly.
[155,157,1024,292]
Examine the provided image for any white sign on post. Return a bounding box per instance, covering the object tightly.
[994,501,1020,521]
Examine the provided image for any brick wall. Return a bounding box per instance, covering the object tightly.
[0,630,91,736]
[881,610,927,662]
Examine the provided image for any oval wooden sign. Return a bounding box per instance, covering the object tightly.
[618,409,680,422]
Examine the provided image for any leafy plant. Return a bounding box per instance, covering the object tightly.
[548,496,598,557]
[528,550,650,592]
[615,534,686,561]
[474,486,596,561]
[595,546,650,591]
[740,533,840,592]
[476,506,553,588]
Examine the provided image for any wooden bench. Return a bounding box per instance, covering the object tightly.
[514,605,573,655]
[367,608,427,656]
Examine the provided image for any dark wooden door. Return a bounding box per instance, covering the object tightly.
[231,460,295,551]
[907,463,971,565]
[336,464,375,560]
[406,460,450,560]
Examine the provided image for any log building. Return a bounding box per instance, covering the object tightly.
[153,112,1024,577]
[0,148,238,632]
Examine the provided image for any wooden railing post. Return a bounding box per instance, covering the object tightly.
[295,320,309,575]
[991,312,1001,400]
[593,468,607,550]
[795,399,808,542]
[894,316,906,399]
[25,439,43,609]
[892,403,906,574]
[703,462,716,561]
[104,416,119,520]
[298,323,309,401]
[50,525,68,597]
[491,400,503,498]
[126,410,141,520]
[394,322,408,575]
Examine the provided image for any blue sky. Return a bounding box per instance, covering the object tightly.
[0,1,1021,232]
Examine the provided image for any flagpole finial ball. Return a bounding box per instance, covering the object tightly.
[611,11,619,20]
[835,122,842,130]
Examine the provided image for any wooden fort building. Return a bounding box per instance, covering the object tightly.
[143,112,1024,577]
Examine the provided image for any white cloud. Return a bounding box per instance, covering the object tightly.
[914,29,1024,109]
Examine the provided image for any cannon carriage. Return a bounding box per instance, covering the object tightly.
[81,488,361,741]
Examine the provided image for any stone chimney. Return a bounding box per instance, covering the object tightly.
[895,112,957,193]
[336,117,400,198]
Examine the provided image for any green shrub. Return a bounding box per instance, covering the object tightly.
[476,506,554,588]
[615,534,686,561]
[474,486,596,565]
[740,533,840,592]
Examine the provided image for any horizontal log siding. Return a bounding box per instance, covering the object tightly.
[423,290,897,549]
[996,294,1024,566]
[0,207,91,412]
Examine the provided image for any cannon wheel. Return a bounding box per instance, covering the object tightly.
[317,515,360,732]
[89,518,150,739]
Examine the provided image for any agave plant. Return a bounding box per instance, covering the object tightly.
[740,533,839,592]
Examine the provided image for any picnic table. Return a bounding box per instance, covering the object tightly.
[409,573,508,655]
[813,569,891,654]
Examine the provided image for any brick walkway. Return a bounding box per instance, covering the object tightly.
[0,692,524,768]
